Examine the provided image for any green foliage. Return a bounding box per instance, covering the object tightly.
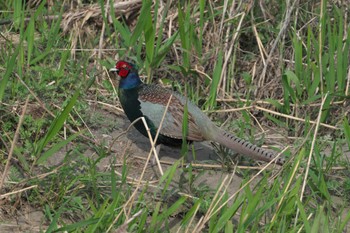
[181,98,189,156]
[0,43,21,102]
[0,0,349,232]
[205,50,223,110]
[282,7,349,117]
[343,117,350,151]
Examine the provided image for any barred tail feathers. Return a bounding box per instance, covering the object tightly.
[213,129,285,165]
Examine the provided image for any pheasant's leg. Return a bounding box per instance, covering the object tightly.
[151,144,161,167]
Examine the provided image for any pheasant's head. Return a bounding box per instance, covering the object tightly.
[110,61,142,89]
[110,60,135,78]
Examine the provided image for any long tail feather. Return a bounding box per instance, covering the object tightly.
[214,129,285,165]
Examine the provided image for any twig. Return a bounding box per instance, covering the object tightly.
[345,64,350,97]
[254,105,338,130]
[296,92,329,223]
[86,99,123,113]
[209,104,338,130]
[0,185,38,199]
[0,96,29,191]
[98,0,109,61]
[148,94,174,176]
[216,97,345,107]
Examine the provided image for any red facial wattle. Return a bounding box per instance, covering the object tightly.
[118,68,129,78]
[115,61,132,78]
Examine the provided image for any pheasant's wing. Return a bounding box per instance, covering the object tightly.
[138,85,205,141]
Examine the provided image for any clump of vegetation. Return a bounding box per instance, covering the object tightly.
[0,0,349,232]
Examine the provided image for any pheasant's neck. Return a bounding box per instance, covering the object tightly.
[119,72,142,89]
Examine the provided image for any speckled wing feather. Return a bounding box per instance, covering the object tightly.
[138,84,205,141]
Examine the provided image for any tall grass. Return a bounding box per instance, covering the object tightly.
[0,0,349,232]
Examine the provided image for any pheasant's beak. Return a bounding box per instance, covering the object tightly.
[109,68,119,73]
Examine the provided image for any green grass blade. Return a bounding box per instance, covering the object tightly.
[0,45,21,102]
[285,70,302,99]
[311,206,329,233]
[149,202,161,231]
[206,50,223,109]
[12,0,23,29]
[213,195,244,233]
[325,19,335,94]
[25,0,46,65]
[154,0,171,57]
[151,31,178,68]
[111,17,131,48]
[181,198,202,226]
[159,160,181,197]
[54,217,102,232]
[137,209,148,232]
[343,117,350,151]
[35,89,80,158]
[296,198,311,232]
[337,209,350,233]
[320,93,331,123]
[30,11,63,65]
[181,96,189,155]
[111,157,117,197]
[159,196,187,221]
[198,0,205,57]
[37,131,82,164]
[35,78,95,156]
[26,19,35,65]
[56,50,70,77]
[143,3,155,66]
[130,0,152,46]
[307,62,321,97]
[282,71,296,109]
[341,27,350,93]
[178,2,191,69]
[293,34,303,84]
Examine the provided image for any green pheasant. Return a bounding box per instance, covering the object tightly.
[110,61,285,165]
